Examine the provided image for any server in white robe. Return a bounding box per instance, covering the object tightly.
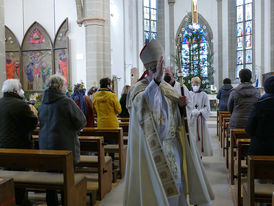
[164,66,192,119]
[189,77,213,157]
[123,39,214,206]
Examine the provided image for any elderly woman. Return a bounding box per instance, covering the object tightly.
[189,76,213,157]
[38,74,86,206]
[246,76,274,155]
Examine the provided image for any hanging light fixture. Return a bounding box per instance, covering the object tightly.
[192,0,199,29]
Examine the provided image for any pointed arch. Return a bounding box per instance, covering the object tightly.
[21,22,53,91]
[5,26,21,80]
[176,12,214,90]
[54,18,69,84]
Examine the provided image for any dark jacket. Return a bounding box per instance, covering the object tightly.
[38,89,86,165]
[246,95,274,155]
[119,93,129,117]
[227,82,260,129]
[0,92,38,149]
[217,84,233,111]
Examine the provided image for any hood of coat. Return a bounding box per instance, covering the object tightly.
[222,84,233,91]
[42,89,66,104]
[234,82,258,97]
[93,90,114,101]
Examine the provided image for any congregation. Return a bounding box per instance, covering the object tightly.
[0,38,273,206]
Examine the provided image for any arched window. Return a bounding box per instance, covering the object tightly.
[236,0,253,78]
[180,21,212,91]
[143,0,157,44]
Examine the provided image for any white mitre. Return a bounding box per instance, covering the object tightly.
[140,39,164,69]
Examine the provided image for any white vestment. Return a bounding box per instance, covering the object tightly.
[189,91,213,156]
[123,78,214,206]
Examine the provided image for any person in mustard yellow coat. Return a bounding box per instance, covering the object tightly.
[92,77,121,128]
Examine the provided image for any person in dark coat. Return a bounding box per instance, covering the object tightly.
[119,85,130,117]
[0,79,38,206]
[246,75,274,155]
[38,74,86,206]
[227,69,260,129]
[217,78,233,111]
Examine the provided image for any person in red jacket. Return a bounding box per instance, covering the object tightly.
[71,82,94,127]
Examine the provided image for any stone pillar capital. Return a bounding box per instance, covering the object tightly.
[77,18,106,27]
[168,0,175,5]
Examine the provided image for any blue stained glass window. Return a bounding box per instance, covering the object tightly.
[143,0,158,44]
[236,0,253,79]
[181,23,209,78]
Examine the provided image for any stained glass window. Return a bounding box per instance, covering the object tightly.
[236,0,253,79]
[181,24,209,79]
[143,0,158,44]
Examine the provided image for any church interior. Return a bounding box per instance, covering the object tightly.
[0,0,274,206]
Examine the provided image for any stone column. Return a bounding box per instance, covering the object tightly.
[81,0,111,88]
[0,0,5,95]
[261,0,265,74]
[217,0,223,88]
[168,0,175,71]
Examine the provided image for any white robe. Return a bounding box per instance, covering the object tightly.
[123,78,214,206]
[189,91,213,157]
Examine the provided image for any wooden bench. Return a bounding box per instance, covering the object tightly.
[237,138,251,206]
[0,149,87,206]
[118,117,130,122]
[80,128,125,178]
[219,112,231,147]
[243,156,274,206]
[272,192,274,206]
[222,117,230,157]
[0,177,15,206]
[217,111,230,141]
[77,136,112,202]
[230,129,250,185]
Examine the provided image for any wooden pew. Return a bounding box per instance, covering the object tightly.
[219,112,231,147]
[230,129,250,185]
[0,149,87,206]
[80,128,125,178]
[243,156,274,206]
[118,117,130,122]
[77,136,112,202]
[237,138,251,206]
[0,177,15,206]
[272,192,274,206]
[217,111,230,140]
[222,117,230,157]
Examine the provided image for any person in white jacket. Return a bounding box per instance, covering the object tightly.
[189,77,213,157]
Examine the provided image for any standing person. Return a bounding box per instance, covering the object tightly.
[124,39,214,206]
[38,74,86,206]
[87,86,97,101]
[92,78,121,128]
[189,77,213,157]
[164,66,192,118]
[0,79,38,206]
[119,85,130,117]
[71,82,94,127]
[227,69,260,129]
[217,78,233,111]
[246,75,274,155]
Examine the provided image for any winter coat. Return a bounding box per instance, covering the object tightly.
[38,89,86,165]
[246,94,274,155]
[119,93,129,117]
[0,92,38,149]
[217,84,233,111]
[75,96,94,127]
[227,82,260,129]
[92,88,121,128]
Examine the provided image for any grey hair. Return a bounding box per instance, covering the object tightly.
[2,79,21,93]
[46,74,66,90]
